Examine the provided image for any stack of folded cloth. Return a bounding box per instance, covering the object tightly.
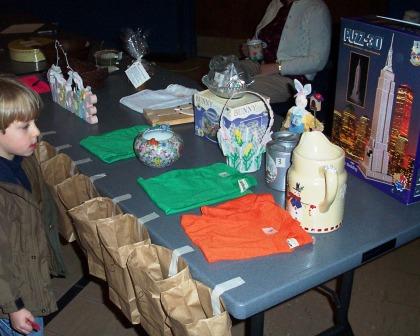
[120,84,198,113]
[80,125,149,163]
[181,193,313,262]
[138,163,257,215]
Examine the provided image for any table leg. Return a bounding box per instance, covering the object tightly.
[245,311,265,336]
[44,275,90,325]
[317,270,355,336]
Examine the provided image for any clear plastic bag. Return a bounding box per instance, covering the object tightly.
[202,55,253,99]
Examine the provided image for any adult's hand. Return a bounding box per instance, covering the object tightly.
[259,63,279,75]
[9,309,34,335]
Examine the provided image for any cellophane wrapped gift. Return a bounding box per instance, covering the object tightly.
[97,214,151,324]
[127,244,192,336]
[41,153,79,242]
[161,279,232,336]
[68,197,122,280]
[201,55,253,99]
[121,27,153,89]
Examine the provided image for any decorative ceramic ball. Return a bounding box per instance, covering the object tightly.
[133,125,183,168]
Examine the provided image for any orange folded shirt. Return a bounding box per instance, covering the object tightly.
[181,193,313,262]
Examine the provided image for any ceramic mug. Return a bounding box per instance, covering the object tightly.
[94,49,121,67]
[247,39,266,62]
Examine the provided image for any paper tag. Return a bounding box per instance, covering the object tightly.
[287,238,300,249]
[238,178,249,193]
[275,157,286,168]
[262,227,278,235]
[125,60,150,88]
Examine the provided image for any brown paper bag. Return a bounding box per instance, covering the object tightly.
[56,174,100,210]
[34,140,57,164]
[127,244,192,336]
[161,279,232,336]
[68,197,122,280]
[41,153,79,242]
[97,214,151,324]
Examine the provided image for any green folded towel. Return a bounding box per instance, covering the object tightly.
[138,163,257,215]
[80,125,149,163]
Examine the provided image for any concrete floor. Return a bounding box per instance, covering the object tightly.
[46,237,420,336]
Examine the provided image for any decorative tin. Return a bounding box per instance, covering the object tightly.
[265,131,300,191]
[133,125,183,168]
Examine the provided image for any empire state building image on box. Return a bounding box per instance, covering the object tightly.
[360,34,395,183]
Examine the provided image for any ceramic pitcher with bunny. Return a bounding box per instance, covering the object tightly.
[286,131,347,233]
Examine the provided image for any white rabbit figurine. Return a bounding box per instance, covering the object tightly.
[283,79,323,133]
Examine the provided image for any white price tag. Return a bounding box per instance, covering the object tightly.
[275,157,286,168]
[287,238,300,249]
[125,60,150,88]
[238,178,249,193]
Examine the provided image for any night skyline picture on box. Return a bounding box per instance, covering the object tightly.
[332,16,420,204]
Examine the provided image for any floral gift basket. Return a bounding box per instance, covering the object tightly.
[217,91,274,173]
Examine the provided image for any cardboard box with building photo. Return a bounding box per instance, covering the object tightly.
[332,16,420,204]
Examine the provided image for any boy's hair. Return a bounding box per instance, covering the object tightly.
[0,77,42,133]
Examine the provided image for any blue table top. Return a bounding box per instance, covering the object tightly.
[37,70,420,320]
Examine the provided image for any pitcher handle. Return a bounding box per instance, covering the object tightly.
[319,165,338,213]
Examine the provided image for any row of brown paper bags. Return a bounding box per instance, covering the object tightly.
[34,141,234,336]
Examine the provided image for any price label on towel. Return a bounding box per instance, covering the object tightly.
[125,60,150,89]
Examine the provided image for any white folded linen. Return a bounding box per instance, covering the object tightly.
[119,84,198,113]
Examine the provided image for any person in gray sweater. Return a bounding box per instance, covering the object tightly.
[241,0,331,103]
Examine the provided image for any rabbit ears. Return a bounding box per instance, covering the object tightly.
[294,79,312,97]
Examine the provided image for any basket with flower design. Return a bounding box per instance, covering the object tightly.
[217,91,274,173]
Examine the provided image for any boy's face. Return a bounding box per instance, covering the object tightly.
[0,120,40,160]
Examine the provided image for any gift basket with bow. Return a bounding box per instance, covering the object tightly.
[47,41,99,124]
[217,91,274,173]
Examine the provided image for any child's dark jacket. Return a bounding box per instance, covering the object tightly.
[0,155,66,318]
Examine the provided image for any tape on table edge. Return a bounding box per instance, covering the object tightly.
[211,277,246,316]
[55,144,72,152]
[168,245,194,277]
[138,212,160,224]
[112,194,132,204]
[39,130,56,139]
[89,173,107,182]
[74,158,92,165]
